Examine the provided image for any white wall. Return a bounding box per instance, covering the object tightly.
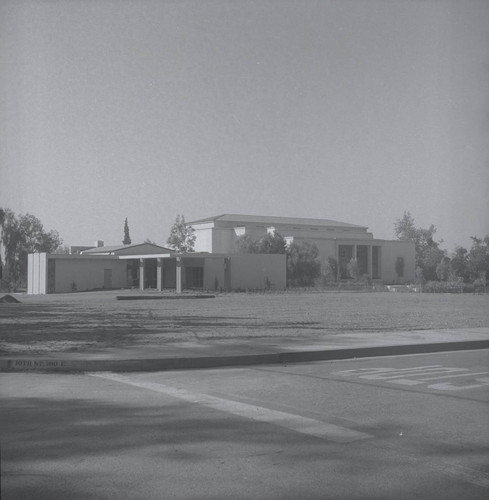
[27,253,47,294]
[192,223,214,252]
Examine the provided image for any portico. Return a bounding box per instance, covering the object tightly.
[118,253,182,292]
[337,243,381,280]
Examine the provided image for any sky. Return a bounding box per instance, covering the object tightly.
[1,0,488,252]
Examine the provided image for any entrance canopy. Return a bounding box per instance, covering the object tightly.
[117,253,233,293]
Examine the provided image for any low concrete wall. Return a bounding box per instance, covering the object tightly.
[229,254,286,290]
[27,254,128,294]
[53,256,127,293]
[203,257,226,291]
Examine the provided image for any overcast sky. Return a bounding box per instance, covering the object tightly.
[1,0,488,252]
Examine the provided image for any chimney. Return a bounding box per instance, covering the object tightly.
[95,240,104,248]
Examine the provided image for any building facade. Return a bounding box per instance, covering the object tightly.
[188,214,415,283]
[27,242,286,294]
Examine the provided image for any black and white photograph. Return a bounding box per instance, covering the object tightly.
[1,0,488,498]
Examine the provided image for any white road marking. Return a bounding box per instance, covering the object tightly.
[332,365,489,391]
[359,367,467,381]
[429,377,489,391]
[419,371,489,381]
[91,372,373,443]
[389,379,425,386]
[332,366,441,377]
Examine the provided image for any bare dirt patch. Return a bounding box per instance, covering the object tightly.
[1,291,488,354]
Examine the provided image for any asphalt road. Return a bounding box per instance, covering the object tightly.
[1,350,488,499]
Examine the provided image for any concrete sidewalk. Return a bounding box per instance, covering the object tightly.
[1,327,488,373]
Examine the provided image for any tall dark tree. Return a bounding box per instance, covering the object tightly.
[167,215,196,253]
[0,208,62,285]
[123,218,131,245]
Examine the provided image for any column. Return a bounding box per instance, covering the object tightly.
[334,239,340,282]
[139,258,144,290]
[157,258,162,292]
[367,246,372,279]
[39,253,47,294]
[176,257,182,294]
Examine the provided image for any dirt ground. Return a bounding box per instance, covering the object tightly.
[1,290,488,354]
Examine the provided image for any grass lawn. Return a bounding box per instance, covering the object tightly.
[0,290,488,354]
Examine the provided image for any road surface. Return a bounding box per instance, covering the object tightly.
[1,350,488,499]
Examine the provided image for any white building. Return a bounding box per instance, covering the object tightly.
[188,214,415,282]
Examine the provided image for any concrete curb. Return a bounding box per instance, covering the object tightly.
[116,294,216,300]
[1,339,488,373]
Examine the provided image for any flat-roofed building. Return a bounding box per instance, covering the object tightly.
[188,214,415,282]
[27,241,286,294]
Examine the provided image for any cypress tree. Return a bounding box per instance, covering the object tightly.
[123,218,131,245]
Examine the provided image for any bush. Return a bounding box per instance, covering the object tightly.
[318,258,337,286]
[423,279,467,293]
[0,276,24,292]
[287,241,321,287]
[347,258,360,281]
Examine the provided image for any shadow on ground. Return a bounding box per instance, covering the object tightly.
[2,388,487,500]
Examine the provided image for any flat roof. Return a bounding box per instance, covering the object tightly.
[187,214,367,230]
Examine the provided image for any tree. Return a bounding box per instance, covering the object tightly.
[236,232,287,254]
[436,256,451,281]
[347,258,360,281]
[53,245,71,254]
[0,208,4,279]
[287,241,321,287]
[394,212,418,242]
[122,218,131,245]
[467,236,489,283]
[318,258,336,285]
[167,214,196,253]
[394,211,445,281]
[450,246,469,282]
[422,246,446,282]
[0,208,62,286]
[235,234,260,253]
[258,232,287,254]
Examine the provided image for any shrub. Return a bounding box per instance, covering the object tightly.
[347,258,360,281]
[287,241,321,287]
[0,276,23,292]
